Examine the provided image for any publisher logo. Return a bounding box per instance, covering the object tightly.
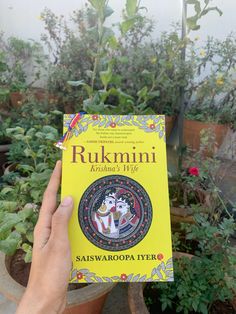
[78,175,152,251]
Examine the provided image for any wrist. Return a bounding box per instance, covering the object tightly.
[17,288,66,314]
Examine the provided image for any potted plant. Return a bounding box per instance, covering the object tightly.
[0,104,116,313]
[169,128,223,233]
[0,34,46,107]
[128,211,236,314]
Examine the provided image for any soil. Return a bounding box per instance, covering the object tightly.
[8,250,87,290]
[211,301,235,314]
[9,250,31,287]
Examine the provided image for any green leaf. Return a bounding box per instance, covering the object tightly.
[0,232,21,255]
[104,5,114,18]
[148,90,160,98]
[85,70,93,78]
[24,249,32,263]
[100,67,112,88]
[15,222,28,234]
[30,189,42,202]
[186,0,199,3]
[17,164,34,174]
[107,35,119,49]
[121,17,136,34]
[22,243,32,252]
[50,110,63,115]
[31,169,52,182]
[0,187,14,195]
[0,201,18,212]
[0,213,21,230]
[192,299,199,312]
[22,242,33,262]
[0,88,9,96]
[67,80,85,87]
[6,127,24,135]
[126,0,137,16]
[26,231,34,243]
[142,69,151,75]
[194,2,201,15]
[18,207,34,220]
[83,97,105,113]
[36,163,49,172]
[199,302,208,314]
[42,125,58,136]
[187,16,201,31]
[88,0,103,10]
[201,7,223,17]
[102,27,115,44]
[137,86,148,99]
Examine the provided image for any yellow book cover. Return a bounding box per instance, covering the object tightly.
[61,114,173,283]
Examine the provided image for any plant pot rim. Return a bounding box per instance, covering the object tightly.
[184,118,229,127]
[0,144,11,152]
[0,252,116,307]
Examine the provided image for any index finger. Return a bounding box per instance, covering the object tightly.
[38,160,62,225]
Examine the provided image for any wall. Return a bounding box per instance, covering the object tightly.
[0,0,235,43]
[0,0,235,87]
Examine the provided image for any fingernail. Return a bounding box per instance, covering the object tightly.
[61,196,73,206]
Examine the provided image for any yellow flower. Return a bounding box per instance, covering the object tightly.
[216,77,224,86]
[200,50,206,57]
[194,36,200,41]
[37,15,43,20]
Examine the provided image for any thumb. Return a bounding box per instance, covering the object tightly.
[50,196,74,243]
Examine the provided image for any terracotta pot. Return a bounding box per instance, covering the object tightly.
[170,207,195,232]
[33,88,47,101]
[2,162,17,175]
[0,252,116,314]
[10,92,24,107]
[0,144,10,176]
[183,119,229,152]
[33,89,59,104]
[165,116,175,139]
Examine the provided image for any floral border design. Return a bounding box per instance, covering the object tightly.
[70,256,173,283]
[64,114,166,141]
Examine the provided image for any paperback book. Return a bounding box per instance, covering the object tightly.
[60,114,173,283]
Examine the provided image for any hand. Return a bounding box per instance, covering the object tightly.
[16,160,74,314]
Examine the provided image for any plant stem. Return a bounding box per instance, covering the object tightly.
[208,175,233,218]
[177,0,187,173]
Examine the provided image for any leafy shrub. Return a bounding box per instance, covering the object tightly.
[0,33,46,94]
[146,214,236,314]
[0,106,62,262]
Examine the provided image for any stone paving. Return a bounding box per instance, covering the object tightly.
[0,293,16,314]
[0,283,130,314]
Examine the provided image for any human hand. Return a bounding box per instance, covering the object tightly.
[16,160,74,314]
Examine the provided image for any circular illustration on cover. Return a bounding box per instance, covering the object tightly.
[78,175,152,251]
